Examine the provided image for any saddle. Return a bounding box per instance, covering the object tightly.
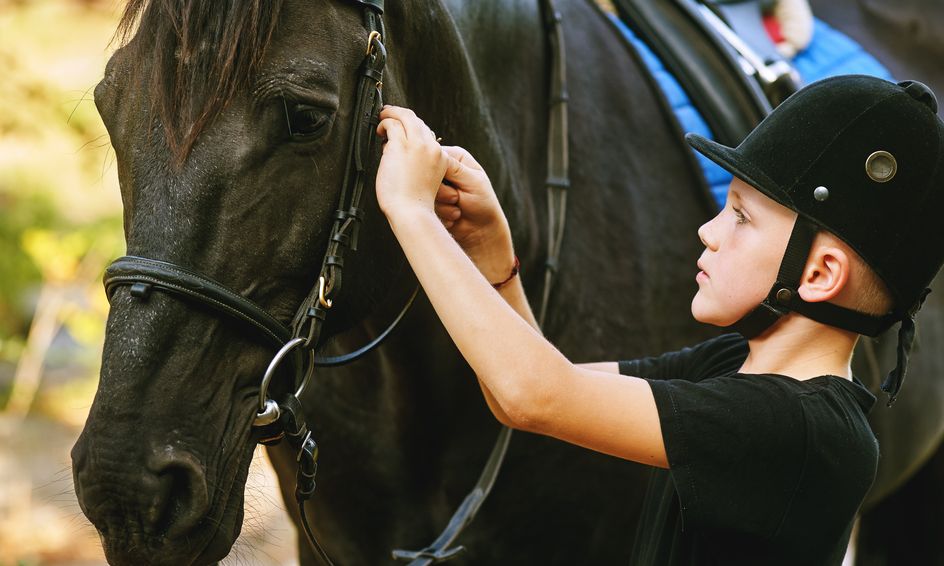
[613,0,801,145]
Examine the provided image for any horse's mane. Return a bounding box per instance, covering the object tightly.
[116,0,285,164]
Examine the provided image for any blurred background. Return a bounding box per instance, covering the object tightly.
[0,1,294,564]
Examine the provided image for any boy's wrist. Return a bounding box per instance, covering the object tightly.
[472,247,517,283]
[464,229,515,280]
[386,206,515,282]
[385,202,435,228]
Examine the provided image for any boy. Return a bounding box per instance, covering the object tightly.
[373,75,944,564]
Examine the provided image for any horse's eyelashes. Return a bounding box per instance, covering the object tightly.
[287,104,334,140]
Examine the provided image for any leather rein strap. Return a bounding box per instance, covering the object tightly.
[391,0,569,564]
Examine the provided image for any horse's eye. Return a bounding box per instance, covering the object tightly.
[287,104,333,140]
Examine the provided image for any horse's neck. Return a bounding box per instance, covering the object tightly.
[386,0,550,251]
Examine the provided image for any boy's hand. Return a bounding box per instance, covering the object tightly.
[376,106,514,280]
[434,146,513,266]
[376,106,449,218]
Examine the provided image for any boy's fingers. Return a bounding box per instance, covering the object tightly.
[443,146,484,171]
[443,154,480,186]
[435,202,462,220]
[435,183,460,204]
[380,105,431,143]
[377,117,406,144]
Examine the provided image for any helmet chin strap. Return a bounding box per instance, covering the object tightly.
[728,216,926,405]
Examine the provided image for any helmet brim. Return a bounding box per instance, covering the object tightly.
[685,133,795,210]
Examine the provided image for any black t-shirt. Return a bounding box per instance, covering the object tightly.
[618,333,878,566]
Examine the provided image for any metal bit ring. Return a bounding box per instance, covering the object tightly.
[254,398,281,427]
[257,337,307,412]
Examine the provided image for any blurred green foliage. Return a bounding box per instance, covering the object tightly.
[0,0,123,368]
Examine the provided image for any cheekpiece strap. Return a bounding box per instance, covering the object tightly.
[729,217,901,339]
[728,217,817,338]
[777,216,818,283]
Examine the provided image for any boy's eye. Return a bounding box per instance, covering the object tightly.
[733,206,748,225]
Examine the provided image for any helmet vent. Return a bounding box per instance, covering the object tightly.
[865,151,897,183]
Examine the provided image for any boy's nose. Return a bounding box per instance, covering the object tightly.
[698,220,718,251]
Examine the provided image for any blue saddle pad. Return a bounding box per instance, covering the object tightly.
[609,15,893,209]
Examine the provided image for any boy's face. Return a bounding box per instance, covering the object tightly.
[691,177,798,327]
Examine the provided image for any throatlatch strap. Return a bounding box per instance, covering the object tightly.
[783,296,898,337]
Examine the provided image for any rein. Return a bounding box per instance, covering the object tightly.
[101,0,568,563]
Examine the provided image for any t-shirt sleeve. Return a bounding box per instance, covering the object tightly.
[648,375,807,538]
[617,333,747,381]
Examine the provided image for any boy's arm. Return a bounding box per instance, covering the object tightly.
[576,361,620,374]
[389,209,667,468]
[377,107,664,466]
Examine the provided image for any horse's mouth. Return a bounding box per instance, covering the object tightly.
[83,411,259,566]
[191,420,260,564]
[192,486,247,565]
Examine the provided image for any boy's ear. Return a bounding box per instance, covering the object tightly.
[797,244,850,303]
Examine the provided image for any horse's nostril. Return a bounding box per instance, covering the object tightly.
[146,451,209,538]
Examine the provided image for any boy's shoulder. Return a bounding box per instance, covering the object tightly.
[618,332,748,382]
[642,350,878,557]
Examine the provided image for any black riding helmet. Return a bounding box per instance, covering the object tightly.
[687,75,944,405]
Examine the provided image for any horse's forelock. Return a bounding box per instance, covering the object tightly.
[116,0,285,165]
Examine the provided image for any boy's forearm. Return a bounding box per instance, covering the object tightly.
[497,279,541,331]
[465,241,542,332]
[463,254,539,425]
[387,209,569,423]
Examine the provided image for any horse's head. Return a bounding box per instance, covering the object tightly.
[72,1,404,563]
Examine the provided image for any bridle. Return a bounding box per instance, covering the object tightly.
[105,0,390,426]
[102,0,568,564]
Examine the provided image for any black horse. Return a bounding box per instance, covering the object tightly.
[72,0,944,564]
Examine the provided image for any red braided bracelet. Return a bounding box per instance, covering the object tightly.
[490,255,520,290]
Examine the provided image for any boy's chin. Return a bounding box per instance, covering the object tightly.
[690,301,740,327]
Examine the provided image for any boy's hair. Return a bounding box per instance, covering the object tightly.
[854,259,894,317]
[813,230,894,316]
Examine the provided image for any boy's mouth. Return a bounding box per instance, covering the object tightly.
[696,261,709,278]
